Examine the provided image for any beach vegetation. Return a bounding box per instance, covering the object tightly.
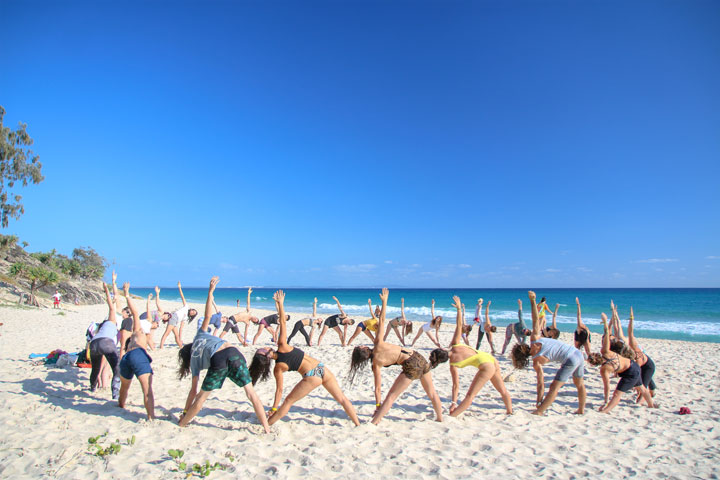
[0,105,44,228]
[0,234,18,250]
[9,262,60,306]
[30,246,107,279]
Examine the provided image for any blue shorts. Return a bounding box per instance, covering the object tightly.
[554,350,585,383]
[119,348,153,380]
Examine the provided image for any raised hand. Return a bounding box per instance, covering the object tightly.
[178,281,182,288]
[103,282,110,296]
[155,286,160,295]
[314,297,317,303]
[148,293,153,301]
[379,288,389,303]
[487,300,492,307]
[518,299,522,308]
[528,291,536,300]
[451,296,462,310]
[112,271,117,284]
[477,298,483,305]
[209,276,219,291]
[123,282,130,294]
[367,299,372,306]
[274,290,285,305]
[431,299,435,306]
[630,306,634,319]
[248,287,253,295]
[575,297,579,305]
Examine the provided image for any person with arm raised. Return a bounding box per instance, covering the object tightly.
[219,287,258,346]
[430,295,511,417]
[248,290,359,426]
[384,297,412,346]
[501,299,530,355]
[118,285,156,419]
[510,291,586,415]
[317,295,354,346]
[479,301,497,354]
[177,277,270,433]
[346,299,380,346]
[627,307,657,401]
[574,297,591,357]
[89,282,121,400]
[410,299,443,349]
[159,282,198,349]
[348,289,443,425]
[287,297,324,346]
[587,313,656,413]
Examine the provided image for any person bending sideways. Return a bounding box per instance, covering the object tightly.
[249,290,359,426]
[511,291,586,416]
[177,277,270,433]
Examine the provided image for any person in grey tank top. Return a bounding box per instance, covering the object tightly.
[510,291,586,416]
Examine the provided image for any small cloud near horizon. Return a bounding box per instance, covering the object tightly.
[706,256,720,260]
[334,264,377,273]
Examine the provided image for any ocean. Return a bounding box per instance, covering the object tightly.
[128,287,720,343]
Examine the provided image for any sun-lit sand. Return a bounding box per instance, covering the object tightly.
[0,300,717,479]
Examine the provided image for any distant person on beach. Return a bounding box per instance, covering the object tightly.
[345,299,380,345]
[501,299,530,355]
[538,297,560,339]
[476,300,497,354]
[316,296,355,346]
[348,288,443,425]
[249,290,360,426]
[587,313,657,413]
[574,297,591,357]
[218,287,259,346]
[287,297,323,346]
[158,282,198,349]
[430,295,512,417]
[177,277,270,433]
[52,290,61,308]
[410,299,443,348]
[117,285,156,420]
[89,282,121,399]
[510,291,586,415]
[383,297,413,346]
[252,313,285,345]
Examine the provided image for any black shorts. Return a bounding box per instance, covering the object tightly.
[324,315,340,329]
[616,361,642,393]
[223,316,240,334]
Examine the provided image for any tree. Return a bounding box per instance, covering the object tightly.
[0,106,44,228]
[72,246,107,279]
[10,262,60,306]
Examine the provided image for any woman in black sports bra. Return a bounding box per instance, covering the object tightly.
[248,290,359,426]
[587,313,657,414]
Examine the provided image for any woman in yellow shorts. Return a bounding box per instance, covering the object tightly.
[345,299,380,345]
[431,295,512,417]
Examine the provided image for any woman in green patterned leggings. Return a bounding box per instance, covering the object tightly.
[177,276,270,433]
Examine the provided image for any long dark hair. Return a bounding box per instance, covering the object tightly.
[404,322,413,334]
[347,347,373,385]
[429,349,448,369]
[249,352,272,385]
[510,343,532,369]
[610,339,635,359]
[178,344,192,380]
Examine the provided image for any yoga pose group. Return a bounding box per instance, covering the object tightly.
[85,277,658,432]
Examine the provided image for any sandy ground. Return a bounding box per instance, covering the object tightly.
[0,299,718,479]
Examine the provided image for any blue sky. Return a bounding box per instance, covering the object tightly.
[1,0,718,287]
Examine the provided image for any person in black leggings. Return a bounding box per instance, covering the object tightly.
[89,282,121,399]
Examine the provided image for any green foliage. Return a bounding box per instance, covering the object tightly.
[86,433,134,459]
[10,261,60,306]
[168,449,185,460]
[29,246,106,279]
[0,106,44,228]
[191,460,226,477]
[0,234,18,250]
[21,240,28,248]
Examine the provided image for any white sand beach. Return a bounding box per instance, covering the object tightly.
[0,300,718,479]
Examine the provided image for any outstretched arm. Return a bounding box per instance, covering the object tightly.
[275,290,288,347]
[122,283,140,334]
[178,281,187,307]
[627,306,640,352]
[312,297,317,318]
[475,298,483,319]
[484,301,492,328]
[400,298,406,321]
[529,291,540,340]
[576,297,585,329]
[601,313,610,355]
[212,300,219,314]
[367,299,376,319]
[111,271,122,312]
[246,287,252,313]
[201,277,219,332]
[144,294,153,334]
[332,296,345,317]
[551,304,559,329]
[517,299,526,330]
[154,286,163,314]
[376,288,389,345]
[103,282,115,321]
[613,304,626,343]
[431,299,436,319]
[451,295,463,345]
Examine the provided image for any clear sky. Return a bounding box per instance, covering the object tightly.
[1,0,718,287]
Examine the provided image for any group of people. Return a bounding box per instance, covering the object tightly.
[84,276,658,432]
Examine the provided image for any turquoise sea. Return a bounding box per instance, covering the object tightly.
[129,287,720,343]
